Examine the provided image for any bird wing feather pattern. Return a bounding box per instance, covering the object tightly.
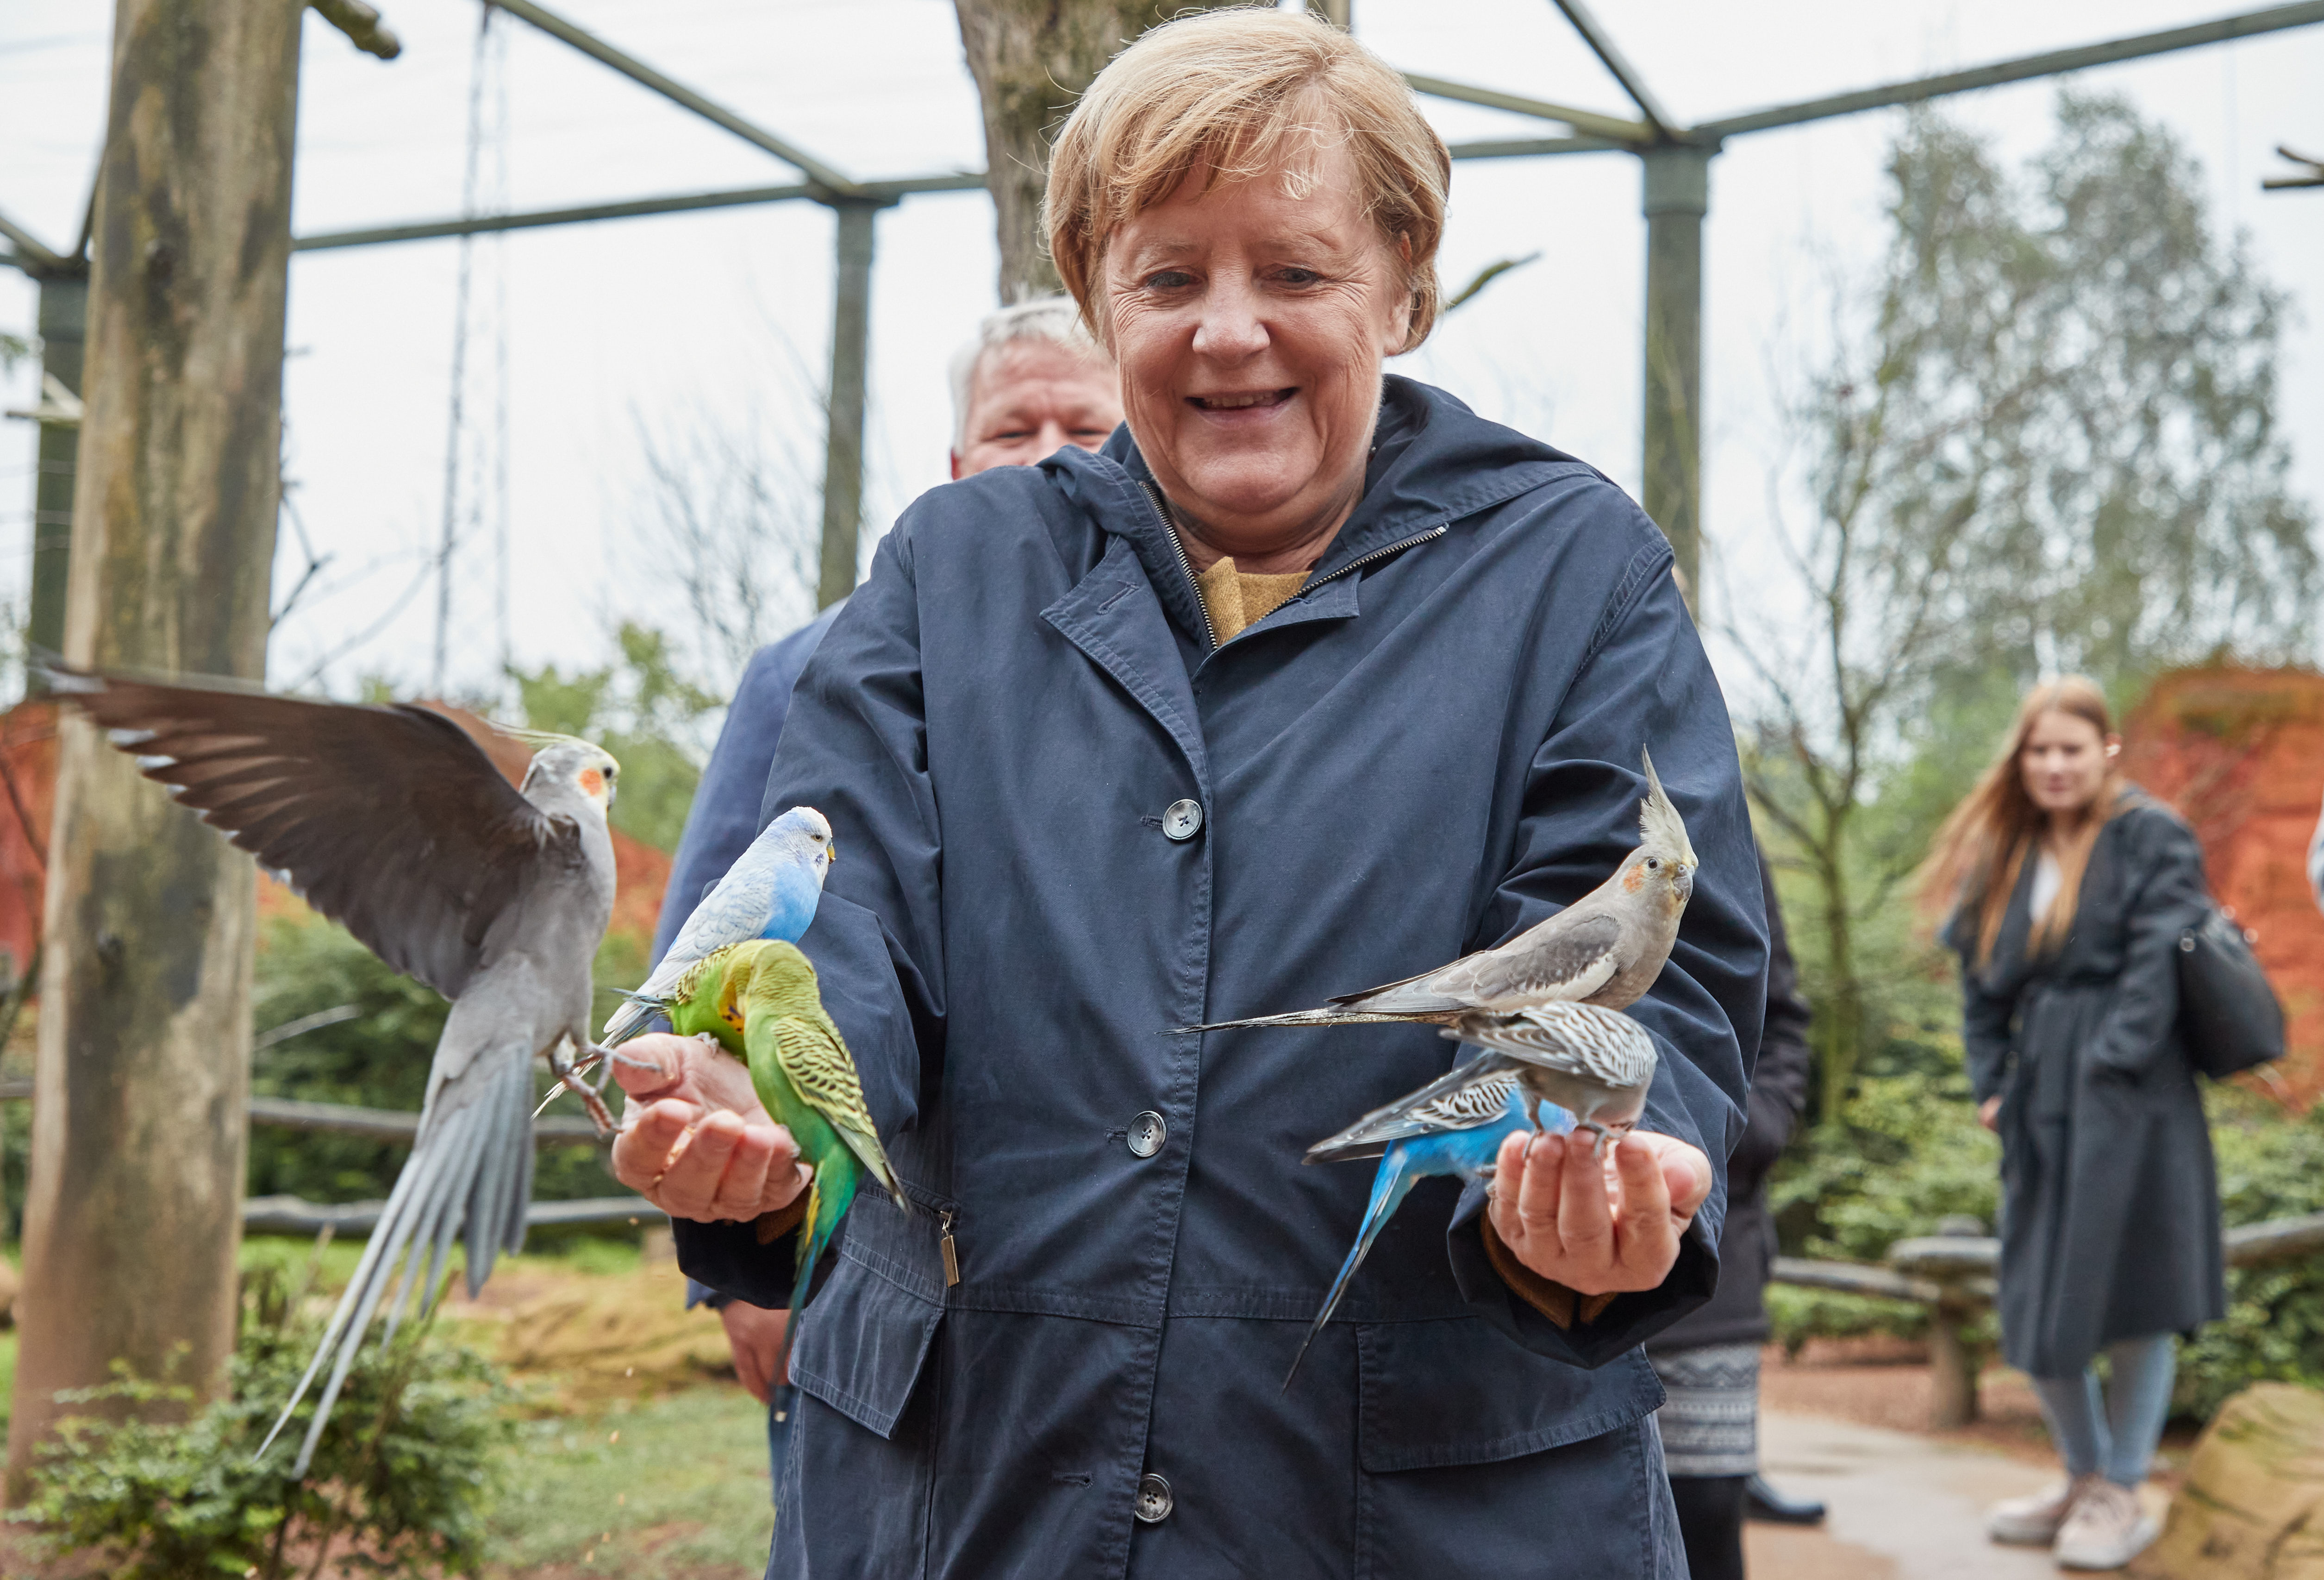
[47,665,566,1001]
[768,1013,904,1207]
[1440,911,1624,1008]
[1443,1002,1659,1088]
[1304,1062,1525,1164]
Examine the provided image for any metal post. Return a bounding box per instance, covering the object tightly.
[1640,144,1712,593]
[817,199,887,609]
[29,273,86,665]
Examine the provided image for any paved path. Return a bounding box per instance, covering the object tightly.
[1747,1409,2162,1579]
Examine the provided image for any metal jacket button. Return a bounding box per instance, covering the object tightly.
[1133,1472,1174,1524]
[1127,1111,1167,1158]
[1162,799,1203,840]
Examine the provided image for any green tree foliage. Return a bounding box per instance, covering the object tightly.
[1733,94,2315,1118]
[508,621,718,853]
[23,1257,513,1578]
[248,916,617,1205]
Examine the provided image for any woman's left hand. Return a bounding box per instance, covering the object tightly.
[1488,1128,1713,1297]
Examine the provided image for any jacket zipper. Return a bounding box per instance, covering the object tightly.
[1141,480,1446,646]
[1141,481,1217,652]
[1299,523,1448,589]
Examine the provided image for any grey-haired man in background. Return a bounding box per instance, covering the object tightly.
[661,297,1120,1481]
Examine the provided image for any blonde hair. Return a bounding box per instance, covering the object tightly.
[1044,7,1448,355]
[1915,676,2128,964]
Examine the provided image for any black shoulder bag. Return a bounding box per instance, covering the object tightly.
[2176,905,2284,1079]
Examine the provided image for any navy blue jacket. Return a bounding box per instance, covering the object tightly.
[678,378,1767,1577]
[654,603,843,966]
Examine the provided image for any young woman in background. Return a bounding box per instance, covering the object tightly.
[1918,677,2223,1573]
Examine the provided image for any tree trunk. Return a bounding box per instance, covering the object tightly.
[6,0,299,1492]
[951,0,1229,305]
[1813,812,1863,1125]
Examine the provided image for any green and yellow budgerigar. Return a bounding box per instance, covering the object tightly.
[639,938,907,1344]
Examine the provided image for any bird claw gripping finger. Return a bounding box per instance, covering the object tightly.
[545,1042,618,1136]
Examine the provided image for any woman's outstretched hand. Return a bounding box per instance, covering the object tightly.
[1487,1128,1712,1297]
[607,1032,812,1223]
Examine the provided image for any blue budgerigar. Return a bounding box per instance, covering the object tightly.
[1284,1066,1573,1388]
[601,805,835,1047]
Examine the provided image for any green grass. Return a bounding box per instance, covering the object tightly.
[486,1386,775,1575]
[238,1232,647,1297]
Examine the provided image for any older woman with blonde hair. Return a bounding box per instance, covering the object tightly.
[610,10,1765,1573]
[1919,677,2222,1572]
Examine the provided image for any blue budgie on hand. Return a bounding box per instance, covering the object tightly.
[601,805,835,1047]
[1285,1065,1574,1388]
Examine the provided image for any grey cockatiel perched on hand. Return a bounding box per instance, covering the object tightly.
[45,663,621,1476]
[1181,750,1698,1031]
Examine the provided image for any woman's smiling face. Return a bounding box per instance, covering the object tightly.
[1100,132,1412,570]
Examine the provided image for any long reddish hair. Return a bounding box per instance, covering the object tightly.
[1915,677,2126,964]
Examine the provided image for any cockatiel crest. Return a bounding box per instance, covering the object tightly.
[1618,749,1696,915]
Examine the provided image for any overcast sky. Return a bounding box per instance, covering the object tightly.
[3,0,2319,710]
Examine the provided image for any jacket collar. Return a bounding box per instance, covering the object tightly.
[1042,377,1584,648]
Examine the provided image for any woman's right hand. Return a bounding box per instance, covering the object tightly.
[1977,1095,2003,1132]
[608,1033,812,1223]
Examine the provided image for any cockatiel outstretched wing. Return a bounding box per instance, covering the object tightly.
[45,662,574,1000]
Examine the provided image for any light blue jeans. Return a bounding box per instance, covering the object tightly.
[2029,1334,2176,1486]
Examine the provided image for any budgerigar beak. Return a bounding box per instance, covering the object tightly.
[827,840,837,862]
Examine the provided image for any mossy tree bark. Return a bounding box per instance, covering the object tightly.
[6,0,299,1492]
[951,0,1231,305]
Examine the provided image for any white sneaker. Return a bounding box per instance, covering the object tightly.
[2053,1479,2158,1571]
[1987,1474,2093,1546]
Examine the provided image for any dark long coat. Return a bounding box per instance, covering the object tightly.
[676,378,1770,1577]
[1949,794,2224,1379]
[1650,850,1812,1353]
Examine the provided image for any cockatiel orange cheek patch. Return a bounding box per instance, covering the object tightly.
[580,768,606,798]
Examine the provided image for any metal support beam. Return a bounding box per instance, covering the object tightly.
[1549,0,1678,141]
[290,170,985,253]
[2265,144,2324,189]
[29,276,86,668]
[1640,144,1712,593]
[1403,71,1649,144]
[0,209,69,275]
[486,0,863,198]
[1696,0,2324,140]
[818,200,888,609]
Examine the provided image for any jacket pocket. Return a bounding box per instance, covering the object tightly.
[789,1240,944,1441]
[1358,1317,1664,1472]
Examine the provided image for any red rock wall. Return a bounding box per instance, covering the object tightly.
[2119,668,2324,1108]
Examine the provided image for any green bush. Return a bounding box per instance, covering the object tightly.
[249,915,621,1209]
[1770,1068,2000,1265]
[2174,1089,2324,1419]
[20,1257,514,1579]
[1766,1285,1930,1357]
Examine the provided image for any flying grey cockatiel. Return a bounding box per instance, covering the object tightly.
[1307,1001,1660,1160]
[1181,751,1697,1032]
[44,662,621,1476]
